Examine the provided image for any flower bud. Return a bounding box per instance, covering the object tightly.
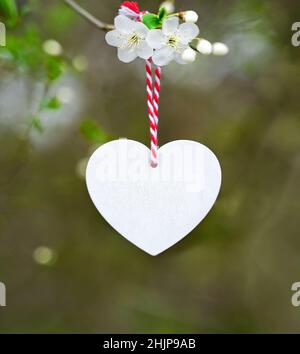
[181,48,197,63]
[160,1,175,14]
[212,42,229,56]
[183,11,199,23]
[196,38,212,55]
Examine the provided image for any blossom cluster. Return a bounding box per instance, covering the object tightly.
[105,1,228,66]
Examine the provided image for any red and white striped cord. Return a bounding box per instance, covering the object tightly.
[146,59,161,168]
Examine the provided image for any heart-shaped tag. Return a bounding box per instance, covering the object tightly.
[86,139,221,255]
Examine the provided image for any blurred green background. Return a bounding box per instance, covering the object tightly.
[0,0,300,333]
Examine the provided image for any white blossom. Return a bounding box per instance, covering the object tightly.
[146,17,199,66]
[196,38,212,55]
[181,48,197,63]
[212,42,229,56]
[160,2,175,14]
[183,11,199,24]
[105,15,153,63]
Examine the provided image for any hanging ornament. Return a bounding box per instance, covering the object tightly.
[86,1,228,255]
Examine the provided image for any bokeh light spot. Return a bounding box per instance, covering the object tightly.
[33,246,57,266]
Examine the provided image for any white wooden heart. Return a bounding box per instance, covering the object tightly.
[86,139,221,256]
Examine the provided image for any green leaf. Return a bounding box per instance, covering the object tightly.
[142,13,162,29]
[80,120,108,144]
[4,25,44,70]
[158,7,167,20]
[46,57,63,81]
[41,96,61,110]
[30,116,43,133]
[0,0,18,27]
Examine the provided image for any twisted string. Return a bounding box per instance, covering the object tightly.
[146,59,161,167]
[153,66,161,135]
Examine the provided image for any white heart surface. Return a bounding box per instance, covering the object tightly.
[86,139,222,256]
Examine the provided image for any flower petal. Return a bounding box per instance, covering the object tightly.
[146,29,166,49]
[105,30,125,47]
[174,53,188,65]
[178,23,200,44]
[152,47,175,66]
[162,17,179,35]
[117,48,138,63]
[137,41,153,59]
[134,22,149,38]
[115,15,134,34]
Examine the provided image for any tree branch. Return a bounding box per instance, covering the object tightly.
[62,0,114,31]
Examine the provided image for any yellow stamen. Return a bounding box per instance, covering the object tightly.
[127,33,140,49]
[167,35,179,48]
